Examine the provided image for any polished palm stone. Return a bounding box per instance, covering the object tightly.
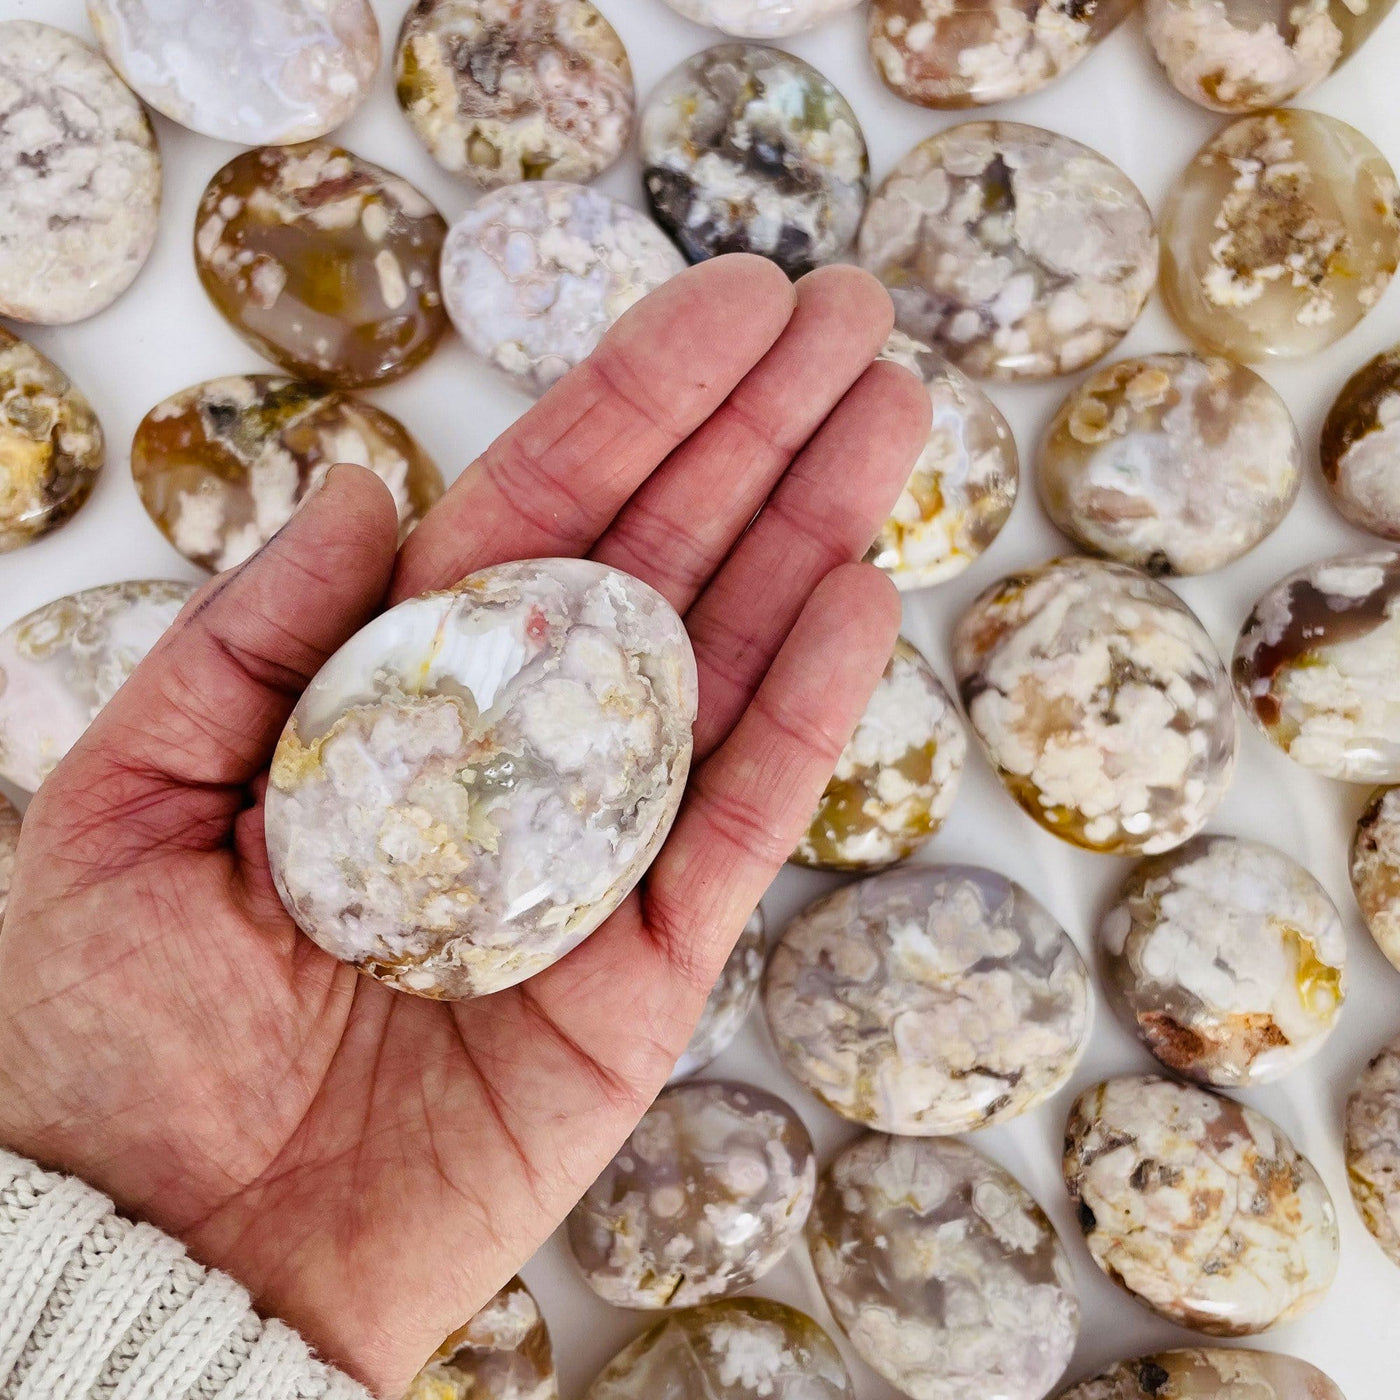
[809,1133,1079,1400]
[1064,1075,1339,1334]
[1038,353,1301,575]
[1162,111,1400,361]
[88,0,380,145]
[640,45,869,279]
[0,794,18,927]
[0,328,104,554]
[1321,344,1400,540]
[1055,1349,1346,1400]
[0,21,161,325]
[659,0,863,35]
[394,0,634,187]
[265,559,697,999]
[568,1080,815,1309]
[669,908,764,1082]
[131,376,443,573]
[195,142,448,390]
[0,580,195,794]
[1345,1033,1400,1269]
[858,124,1156,381]
[1351,785,1400,971]
[953,557,1236,854]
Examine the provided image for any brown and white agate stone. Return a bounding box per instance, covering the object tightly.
[669,908,765,1082]
[659,0,863,36]
[1321,344,1400,540]
[0,794,18,927]
[1344,1032,1400,1269]
[1055,1349,1346,1400]
[1350,785,1400,971]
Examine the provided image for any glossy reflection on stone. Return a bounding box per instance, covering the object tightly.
[858,123,1156,381]
[659,0,863,36]
[1344,1033,1400,1268]
[953,557,1237,854]
[1350,785,1400,971]
[1038,353,1300,575]
[195,142,448,390]
[0,794,18,927]
[1063,1075,1339,1334]
[394,0,633,187]
[640,45,869,279]
[0,580,195,793]
[1321,344,1400,540]
[1162,111,1400,361]
[809,1133,1079,1400]
[131,376,443,573]
[265,559,697,1000]
[1055,1348,1346,1400]
[765,865,1091,1135]
[670,909,765,1082]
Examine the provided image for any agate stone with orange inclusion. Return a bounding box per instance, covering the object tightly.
[1321,345,1400,540]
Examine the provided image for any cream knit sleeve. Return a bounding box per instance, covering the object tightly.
[0,1149,371,1400]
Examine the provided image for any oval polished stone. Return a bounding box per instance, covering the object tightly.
[394,0,633,187]
[1345,1033,1400,1269]
[88,0,379,145]
[1351,785,1400,971]
[195,142,448,390]
[1233,550,1400,782]
[1055,1349,1346,1400]
[1,328,104,553]
[1100,835,1347,1087]
[0,580,195,793]
[953,557,1237,854]
[131,375,443,573]
[765,865,1091,1135]
[858,123,1157,381]
[809,1134,1079,1400]
[1321,344,1400,540]
[1063,1075,1339,1333]
[659,0,863,35]
[568,1080,815,1308]
[669,908,765,1082]
[264,559,697,999]
[0,794,18,927]
[1038,353,1301,575]
[640,45,869,279]
[1162,111,1400,361]
[0,21,161,325]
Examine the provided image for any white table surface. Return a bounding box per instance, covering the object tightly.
[2,1,1398,1395]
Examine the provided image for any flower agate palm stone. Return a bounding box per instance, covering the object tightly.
[1055,1349,1346,1400]
[669,908,764,1082]
[567,1080,815,1308]
[131,376,443,573]
[808,1133,1079,1400]
[1063,1075,1339,1333]
[1162,111,1400,361]
[264,559,697,999]
[0,794,18,926]
[1321,345,1400,539]
[659,0,863,36]
[1038,353,1301,575]
[195,143,448,390]
[1345,1033,1400,1268]
[1351,786,1400,970]
[953,557,1237,854]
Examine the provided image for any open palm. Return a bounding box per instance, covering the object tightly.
[0,257,928,1397]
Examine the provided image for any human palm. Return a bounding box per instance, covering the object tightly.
[0,258,928,1397]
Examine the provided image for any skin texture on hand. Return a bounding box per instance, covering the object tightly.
[0,256,929,1398]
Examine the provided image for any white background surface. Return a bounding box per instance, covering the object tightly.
[2,0,1398,1395]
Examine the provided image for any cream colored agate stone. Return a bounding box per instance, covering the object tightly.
[669,908,765,1082]
[1162,111,1400,361]
[659,0,863,36]
[0,21,161,325]
[1055,1349,1346,1400]
[567,1080,815,1309]
[858,123,1156,381]
[87,0,379,145]
[808,1133,1079,1400]
[1038,353,1301,575]
[440,183,686,395]
[0,580,195,794]
[264,558,697,999]
[1321,344,1400,540]
[394,0,633,187]
[1350,785,1400,971]
[1344,1033,1400,1268]
[869,332,1018,589]
[952,556,1237,855]
[1063,1075,1339,1334]
[1099,834,1347,1087]
[0,794,18,927]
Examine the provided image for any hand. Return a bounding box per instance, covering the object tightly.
[0,256,929,1397]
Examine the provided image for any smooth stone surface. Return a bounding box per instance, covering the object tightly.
[0,580,195,793]
[1321,343,1400,540]
[440,182,685,395]
[808,1133,1079,1400]
[1055,1348,1346,1400]
[1063,1075,1339,1334]
[0,21,161,325]
[0,794,18,927]
[952,556,1237,855]
[394,0,633,187]
[88,0,379,145]
[1344,1033,1400,1269]
[264,558,697,999]
[195,142,448,390]
[131,375,443,573]
[764,865,1091,1135]
[1233,550,1400,782]
[1099,834,1347,1087]
[1162,111,1400,361]
[858,123,1156,381]
[567,1080,815,1308]
[869,333,1018,590]
[0,327,104,554]
[1038,353,1301,575]
[1350,785,1400,971]
[669,908,765,1082]
[659,0,863,36]
[640,44,869,279]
